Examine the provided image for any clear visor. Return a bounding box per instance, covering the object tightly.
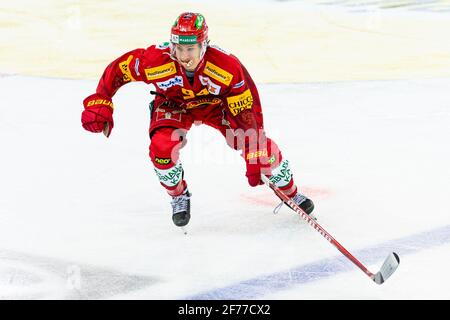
[169,40,208,61]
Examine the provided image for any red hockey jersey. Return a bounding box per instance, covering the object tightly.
[95,43,265,134]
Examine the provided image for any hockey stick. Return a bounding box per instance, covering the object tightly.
[261,175,400,285]
[103,122,110,138]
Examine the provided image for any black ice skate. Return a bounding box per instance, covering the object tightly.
[171,189,192,227]
[289,192,314,215]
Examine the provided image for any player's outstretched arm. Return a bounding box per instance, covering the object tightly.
[81,49,147,137]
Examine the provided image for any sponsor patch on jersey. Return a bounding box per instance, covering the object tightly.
[199,75,221,95]
[233,80,245,89]
[226,89,253,116]
[145,62,177,81]
[185,97,222,109]
[203,61,233,86]
[156,76,183,91]
[119,55,136,82]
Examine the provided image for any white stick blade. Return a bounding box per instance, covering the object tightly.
[373,252,400,284]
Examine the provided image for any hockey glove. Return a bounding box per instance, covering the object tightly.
[245,149,272,187]
[81,93,114,137]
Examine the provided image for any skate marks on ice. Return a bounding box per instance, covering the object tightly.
[185,224,450,299]
[0,249,157,299]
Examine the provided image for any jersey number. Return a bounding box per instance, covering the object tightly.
[182,88,210,100]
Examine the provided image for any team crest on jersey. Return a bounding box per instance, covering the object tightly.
[199,75,221,95]
[226,89,253,116]
[145,62,177,80]
[203,61,233,86]
[156,76,183,90]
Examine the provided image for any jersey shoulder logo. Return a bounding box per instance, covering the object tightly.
[203,61,233,86]
[145,62,177,81]
[119,55,136,82]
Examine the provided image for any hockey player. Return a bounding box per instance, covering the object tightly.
[81,12,314,227]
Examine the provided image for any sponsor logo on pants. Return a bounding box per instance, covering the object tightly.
[155,157,172,165]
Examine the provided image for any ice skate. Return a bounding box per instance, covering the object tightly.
[290,192,314,215]
[171,188,191,227]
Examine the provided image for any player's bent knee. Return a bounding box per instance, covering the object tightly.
[149,127,186,168]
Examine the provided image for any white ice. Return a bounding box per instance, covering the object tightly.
[0,74,449,299]
[1,0,450,300]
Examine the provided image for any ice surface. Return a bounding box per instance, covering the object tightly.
[1,0,449,300]
[0,74,449,299]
